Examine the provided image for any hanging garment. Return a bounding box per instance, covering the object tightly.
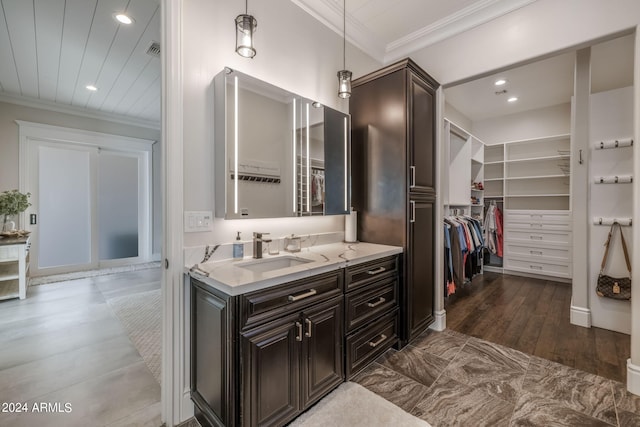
[444,224,455,296]
[494,205,503,258]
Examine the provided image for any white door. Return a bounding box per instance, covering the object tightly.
[20,122,153,277]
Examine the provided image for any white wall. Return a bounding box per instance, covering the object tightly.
[412,0,640,86]
[444,102,473,131]
[472,103,571,144]
[182,0,381,248]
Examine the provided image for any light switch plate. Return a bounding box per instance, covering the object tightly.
[184,211,213,232]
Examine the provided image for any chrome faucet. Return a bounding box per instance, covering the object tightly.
[253,232,270,259]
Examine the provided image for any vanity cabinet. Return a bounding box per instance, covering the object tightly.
[344,256,399,378]
[240,271,344,427]
[351,58,439,345]
[192,270,344,427]
[191,252,401,427]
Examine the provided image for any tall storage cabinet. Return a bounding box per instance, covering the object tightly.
[351,58,439,345]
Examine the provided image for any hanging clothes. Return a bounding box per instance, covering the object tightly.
[444,215,485,296]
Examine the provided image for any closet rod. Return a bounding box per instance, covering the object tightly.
[595,138,633,149]
[593,217,632,226]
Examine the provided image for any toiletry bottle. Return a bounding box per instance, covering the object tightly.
[233,232,244,259]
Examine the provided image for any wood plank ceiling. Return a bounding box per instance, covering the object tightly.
[0,0,160,128]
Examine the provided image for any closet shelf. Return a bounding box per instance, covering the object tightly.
[484,178,504,182]
[505,174,569,181]
[484,160,504,165]
[505,194,570,198]
[484,195,504,199]
[505,155,570,164]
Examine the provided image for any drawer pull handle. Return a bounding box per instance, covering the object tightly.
[530,250,543,255]
[369,334,387,348]
[367,266,386,275]
[288,289,317,302]
[530,235,543,240]
[530,224,543,227]
[305,318,312,338]
[367,297,386,308]
[530,265,543,270]
[295,322,303,341]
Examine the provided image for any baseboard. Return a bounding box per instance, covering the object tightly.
[627,359,640,396]
[570,303,592,328]
[181,388,194,424]
[429,309,446,332]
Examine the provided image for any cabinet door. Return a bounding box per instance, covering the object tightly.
[191,281,234,427]
[408,73,435,194]
[406,197,435,341]
[301,297,344,408]
[241,315,301,427]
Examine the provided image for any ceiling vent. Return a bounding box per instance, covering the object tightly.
[146,42,160,58]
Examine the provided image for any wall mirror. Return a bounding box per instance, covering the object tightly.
[214,68,350,219]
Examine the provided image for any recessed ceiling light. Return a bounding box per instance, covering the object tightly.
[114,13,133,25]
[494,79,507,86]
[86,85,98,91]
[507,96,518,103]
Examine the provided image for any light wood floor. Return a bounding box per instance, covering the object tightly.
[445,271,630,383]
[0,268,161,427]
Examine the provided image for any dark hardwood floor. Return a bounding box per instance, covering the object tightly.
[445,271,630,383]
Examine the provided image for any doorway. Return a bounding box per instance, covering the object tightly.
[19,121,154,277]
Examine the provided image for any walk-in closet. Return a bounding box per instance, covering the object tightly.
[440,33,635,381]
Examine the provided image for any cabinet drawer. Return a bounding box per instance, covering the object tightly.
[240,271,343,330]
[345,277,398,333]
[504,257,571,278]
[504,242,571,261]
[506,230,571,245]
[345,310,398,379]
[345,256,398,291]
[505,210,570,224]
[505,220,571,232]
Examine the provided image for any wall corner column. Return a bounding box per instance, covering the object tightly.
[431,86,446,332]
[570,47,592,328]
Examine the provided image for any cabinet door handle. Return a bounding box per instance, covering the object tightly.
[368,334,387,348]
[529,265,543,270]
[530,235,543,240]
[305,318,312,338]
[530,250,543,255]
[410,166,416,188]
[366,266,386,275]
[288,288,317,302]
[410,201,416,223]
[530,223,543,228]
[295,322,303,341]
[367,297,386,308]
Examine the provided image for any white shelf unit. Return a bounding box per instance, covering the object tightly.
[0,238,30,301]
[444,119,486,221]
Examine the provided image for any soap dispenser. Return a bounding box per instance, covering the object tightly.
[233,232,244,259]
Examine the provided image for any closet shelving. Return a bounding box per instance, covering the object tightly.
[481,134,572,280]
[444,119,486,221]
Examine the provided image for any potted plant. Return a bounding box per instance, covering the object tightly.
[0,190,31,233]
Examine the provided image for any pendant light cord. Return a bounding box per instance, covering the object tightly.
[343,0,346,69]
[245,0,248,14]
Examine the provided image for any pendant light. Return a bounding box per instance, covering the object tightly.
[235,0,257,58]
[337,0,352,98]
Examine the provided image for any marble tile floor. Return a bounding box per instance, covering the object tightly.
[0,268,162,427]
[353,329,640,427]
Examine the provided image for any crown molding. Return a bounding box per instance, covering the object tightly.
[291,0,538,65]
[384,0,538,63]
[0,91,161,130]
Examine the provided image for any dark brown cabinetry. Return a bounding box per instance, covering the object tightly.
[351,58,439,345]
[344,256,400,378]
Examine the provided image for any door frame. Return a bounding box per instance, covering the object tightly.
[18,120,155,276]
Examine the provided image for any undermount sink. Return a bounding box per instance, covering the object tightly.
[236,256,313,274]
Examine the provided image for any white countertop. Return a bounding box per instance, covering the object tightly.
[187,241,403,296]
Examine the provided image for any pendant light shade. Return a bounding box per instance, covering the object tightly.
[337,0,351,98]
[235,1,257,58]
[337,70,352,99]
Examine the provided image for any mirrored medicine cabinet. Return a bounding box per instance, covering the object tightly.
[214,68,351,219]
